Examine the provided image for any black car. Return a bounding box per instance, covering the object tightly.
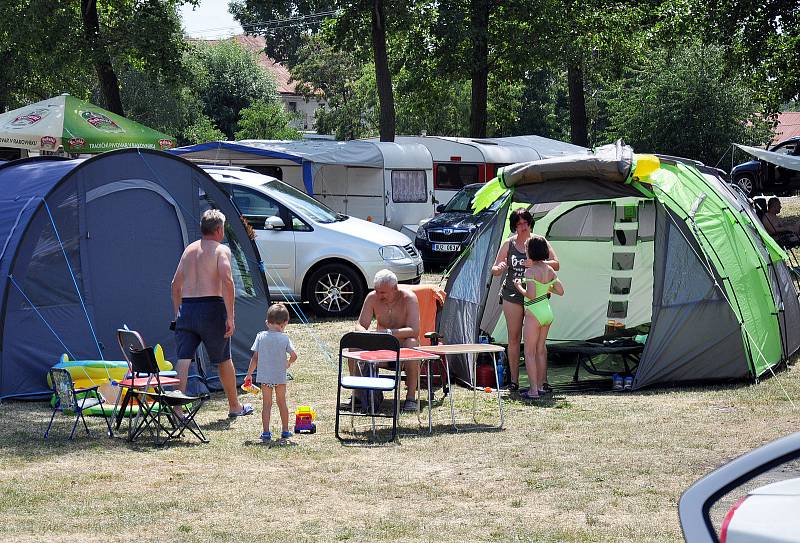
[415,183,501,267]
[731,137,800,196]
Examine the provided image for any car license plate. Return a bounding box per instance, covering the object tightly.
[433,243,460,252]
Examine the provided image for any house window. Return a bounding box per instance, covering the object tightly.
[288,101,298,113]
[391,170,427,203]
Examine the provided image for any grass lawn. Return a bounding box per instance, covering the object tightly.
[2,197,800,542]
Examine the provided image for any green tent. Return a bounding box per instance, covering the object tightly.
[0,94,176,154]
[439,141,800,389]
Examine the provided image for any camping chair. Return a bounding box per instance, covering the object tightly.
[44,368,113,439]
[127,346,208,445]
[114,328,181,439]
[407,284,449,398]
[335,332,402,442]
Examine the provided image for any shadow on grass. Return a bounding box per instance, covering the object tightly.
[0,400,215,458]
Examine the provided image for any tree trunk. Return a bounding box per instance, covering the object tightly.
[567,62,588,147]
[81,0,124,116]
[371,0,395,142]
[469,0,490,138]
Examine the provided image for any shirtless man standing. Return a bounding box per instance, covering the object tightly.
[354,269,421,412]
[171,209,252,417]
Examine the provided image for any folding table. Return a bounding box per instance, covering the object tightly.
[341,347,441,433]
[418,343,505,430]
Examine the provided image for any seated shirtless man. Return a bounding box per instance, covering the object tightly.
[353,269,421,412]
[762,197,800,248]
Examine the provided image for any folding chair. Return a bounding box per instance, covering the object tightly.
[114,328,181,440]
[335,332,401,442]
[44,368,113,439]
[128,346,208,445]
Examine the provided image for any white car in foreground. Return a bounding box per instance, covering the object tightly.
[204,166,423,317]
[680,432,800,543]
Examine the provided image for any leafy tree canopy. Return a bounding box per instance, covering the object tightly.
[604,43,772,165]
[235,99,303,139]
[190,40,280,139]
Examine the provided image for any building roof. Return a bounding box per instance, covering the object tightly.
[773,112,800,145]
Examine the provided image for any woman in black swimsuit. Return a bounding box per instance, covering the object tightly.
[491,208,559,391]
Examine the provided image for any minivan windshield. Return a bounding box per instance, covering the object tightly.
[263,179,340,223]
[444,185,502,212]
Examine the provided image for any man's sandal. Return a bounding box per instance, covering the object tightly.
[228,404,254,418]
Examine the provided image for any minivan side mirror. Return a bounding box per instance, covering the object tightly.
[264,216,285,230]
[436,204,446,213]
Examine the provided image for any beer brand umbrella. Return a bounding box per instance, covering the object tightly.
[0,94,176,154]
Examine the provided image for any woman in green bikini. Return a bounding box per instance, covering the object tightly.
[491,209,559,392]
[514,235,564,400]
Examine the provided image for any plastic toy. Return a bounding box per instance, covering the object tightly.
[241,382,261,395]
[294,405,316,434]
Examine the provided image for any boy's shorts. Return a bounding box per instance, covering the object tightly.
[175,296,231,365]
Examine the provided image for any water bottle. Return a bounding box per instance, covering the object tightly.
[496,353,505,389]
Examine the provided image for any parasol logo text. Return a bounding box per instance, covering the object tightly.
[40,136,57,149]
[159,139,174,150]
[68,137,86,149]
[81,111,124,133]
[5,107,50,129]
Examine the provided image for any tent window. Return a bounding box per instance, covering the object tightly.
[435,164,479,189]
[610,277,631,295]
[547,203,614,241]
[661,222,718,306]
[199,192,257,298]
[22,194,83,308]
[612,253,635,270]
[638,201,656,239]
[607,301,628,318]
[391,170,427,203]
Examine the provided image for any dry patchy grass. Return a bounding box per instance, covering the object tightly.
[3,225,800,542]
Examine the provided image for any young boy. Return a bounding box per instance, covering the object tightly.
[244,303,297,443]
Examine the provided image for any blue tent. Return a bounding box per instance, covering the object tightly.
[0,149,270,399]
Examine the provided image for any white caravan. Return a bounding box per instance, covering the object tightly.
[383,136,587,209]
[171,140,434,237]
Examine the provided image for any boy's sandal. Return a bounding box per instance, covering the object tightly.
[508,382,519,392]
[229,404,254,418]
[260,431,272,442]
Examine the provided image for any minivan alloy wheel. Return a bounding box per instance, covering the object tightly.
[306,263,365,317]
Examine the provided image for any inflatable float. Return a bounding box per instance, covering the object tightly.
[48,347,175,416]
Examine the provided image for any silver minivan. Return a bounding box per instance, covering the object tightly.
[203,166,423,317]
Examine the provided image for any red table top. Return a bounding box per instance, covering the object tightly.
[343,348,439,362]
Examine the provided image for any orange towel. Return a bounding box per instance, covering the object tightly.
[405,284,446,346]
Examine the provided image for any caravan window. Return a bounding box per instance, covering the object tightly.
[435,164,480,189]
[391,170,427,203]
[547,203,614,241]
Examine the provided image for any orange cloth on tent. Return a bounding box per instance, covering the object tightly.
[405,284,446,346]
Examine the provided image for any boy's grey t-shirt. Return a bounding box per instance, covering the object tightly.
[251,330,295,385]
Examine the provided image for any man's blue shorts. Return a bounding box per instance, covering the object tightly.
[175,296,231,365]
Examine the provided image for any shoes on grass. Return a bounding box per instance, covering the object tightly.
[229,404,254,418]
[402,399,417,412]
[623,376,634,391]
